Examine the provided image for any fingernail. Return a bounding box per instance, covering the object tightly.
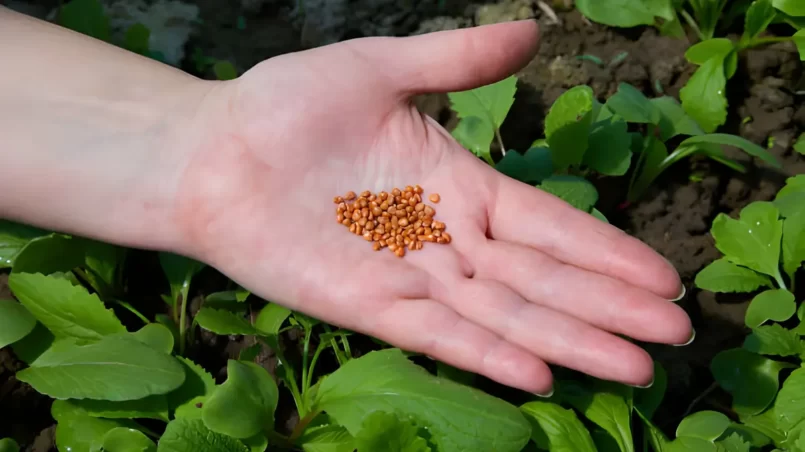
[674,328,696,347]
[533,387,554,398]
[669,284,686,302]
[630,378,654,389]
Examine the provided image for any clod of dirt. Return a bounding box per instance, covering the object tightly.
[474,0,534,25]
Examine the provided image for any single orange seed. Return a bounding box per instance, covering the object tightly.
[429,193,440,203]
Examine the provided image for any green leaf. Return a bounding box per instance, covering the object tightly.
[717,433,751,452]
[0,299,36,348]
[628,136,669,202]
[773,0,805,16]
[195,308,261,336]
[743,324,803,356]
[737,409,784,446]
[591,208,609,223]
[159,252,204,307]
[0,439,19,452]
[202,360,279,439]
[544,85,594,170]
[127,323,175,354]
[711,348,789,416]
[667,437,718,452]
[680,49,732,133]
[520,401,597,452]
[241,434,268,452]
[72,395,169,421]
[795,30,805,60]
[436,361,476,386]
[710,202,783,280]
[575,0,674,27]
[354,411,432,452]
[743,0,777,42]
[681,134,779,168]
[745,289,795,328]
[583,118,633,176]
[562,380,634,452]
[448,75,517,133]
[11,233,87,275]
[635,361,667,419]
[539,175,599,212]
[782,211,805,280]
[83,240,127,294]
[101,428,156,452]
[676,410,731,440]
[311,348,530,452]
[254,303,292,336]
[8,272,125,341]
[157,418,249,452]
[297,425,356,452]
[52,400,133,452]
[213,61,238,81]
[650,96,706,141]
[775,367,805,430]
[451,116,495,164]
[57,0,110,41]
[124,23,150,55]
[695,258,773,293]
[11,322,54,365]
[168,357,217,413]
[16,335,185,401]
[0,220,49,269]
[604,83,660,124]
[794,134,805,155]
[495,147,554,183]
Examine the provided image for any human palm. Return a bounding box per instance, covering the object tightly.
[178,21,692,395]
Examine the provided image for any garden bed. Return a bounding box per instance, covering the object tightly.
[1,0,804,450]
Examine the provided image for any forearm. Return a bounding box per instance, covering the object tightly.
[0,7,218,253]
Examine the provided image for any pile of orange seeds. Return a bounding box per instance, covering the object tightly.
[334,185,450,257]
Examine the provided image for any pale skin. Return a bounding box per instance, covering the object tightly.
[0,7,693,395]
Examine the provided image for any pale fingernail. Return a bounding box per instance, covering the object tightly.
[669,284,686,302]
[673,328,696,347]
[533,386,554,398]
[630,377,654,389]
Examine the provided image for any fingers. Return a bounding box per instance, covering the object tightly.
[474,240,693,345]
[364,297,554,394]
[486,174,683,300]
[342,20,540,96]
[441,277,657,387]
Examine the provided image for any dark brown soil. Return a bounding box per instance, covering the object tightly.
[1,0,803,449]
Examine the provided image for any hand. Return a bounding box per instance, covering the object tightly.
[175,20,693,395]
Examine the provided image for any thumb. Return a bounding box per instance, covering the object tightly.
[350,20,540,96]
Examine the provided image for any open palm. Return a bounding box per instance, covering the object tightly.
[176,21,692,395]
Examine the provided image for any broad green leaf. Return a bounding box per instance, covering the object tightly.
[0,439,19,452]
[583,118,633,176]
[0,220,49,268]
[591,208,609,223]
[681,134,779,168]
[242,434,268,452]
[776,175,805,202]
[745,289,795,328]
[16,335,185,401]
[168,357,216,413]
[204,289,250,311]
[202,360,279,439]
[795,30,805,60]
[773,0,805,16]
[312,348,530,452]
[159,252,204,307]
[298,425,356,452]
[737,409,784,446]
[0,300,36,348]
[680,51,731,133]
[157,418,249,452]
[794,134,805,155]
[710,202,783,279]
[436,361,476,387]
[451,116,495,164]
[128,323,174,354]
[667,437,718,452]
[254,303,292,335]
[538,175,598,212]
[694,258,773,293]
[650,96,705,141]
[124,23,150,55]
[11,233,87,275]
[711,348,788,416]
[448,76,517,132]
[685,38,735,65]
[520,401,597,452]
[82,240,127,294]
[562,380,634,452]
[52,400,133,452]
[155,314,180,348]
[354,411,432,452]
[721,424,771,449]
[775,367,805,430]
[717,433,752,452]
[10,322,54,365]
[743,324,803,356]
[57,0,110,41]
[743,0,777,42]
[575,0,674,27]
[635,361,667,419]
[213,61,238,81]
[495,147,554,183]
[194,308,261,336]
[782,211,805,280]
[101,427,156,452]
[8,272,125,341]
[604,83,660,124]
[72,395,169,421]
[545,86,594,170]
[676,410,731,440]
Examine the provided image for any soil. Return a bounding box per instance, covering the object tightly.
[1,0,804,449]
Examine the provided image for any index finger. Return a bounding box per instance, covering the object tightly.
[486,172,684,300]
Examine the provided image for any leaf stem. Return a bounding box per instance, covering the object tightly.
[679,9,705,42]
[774,269,788,291]
[288,410,320,445]
[301,328,312,396]
[741,36,792,50]
[495,128,506,157]
[109,298,150,325]
[305,341,329,393]
[322,324,348,365]
[178,277,192,355]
